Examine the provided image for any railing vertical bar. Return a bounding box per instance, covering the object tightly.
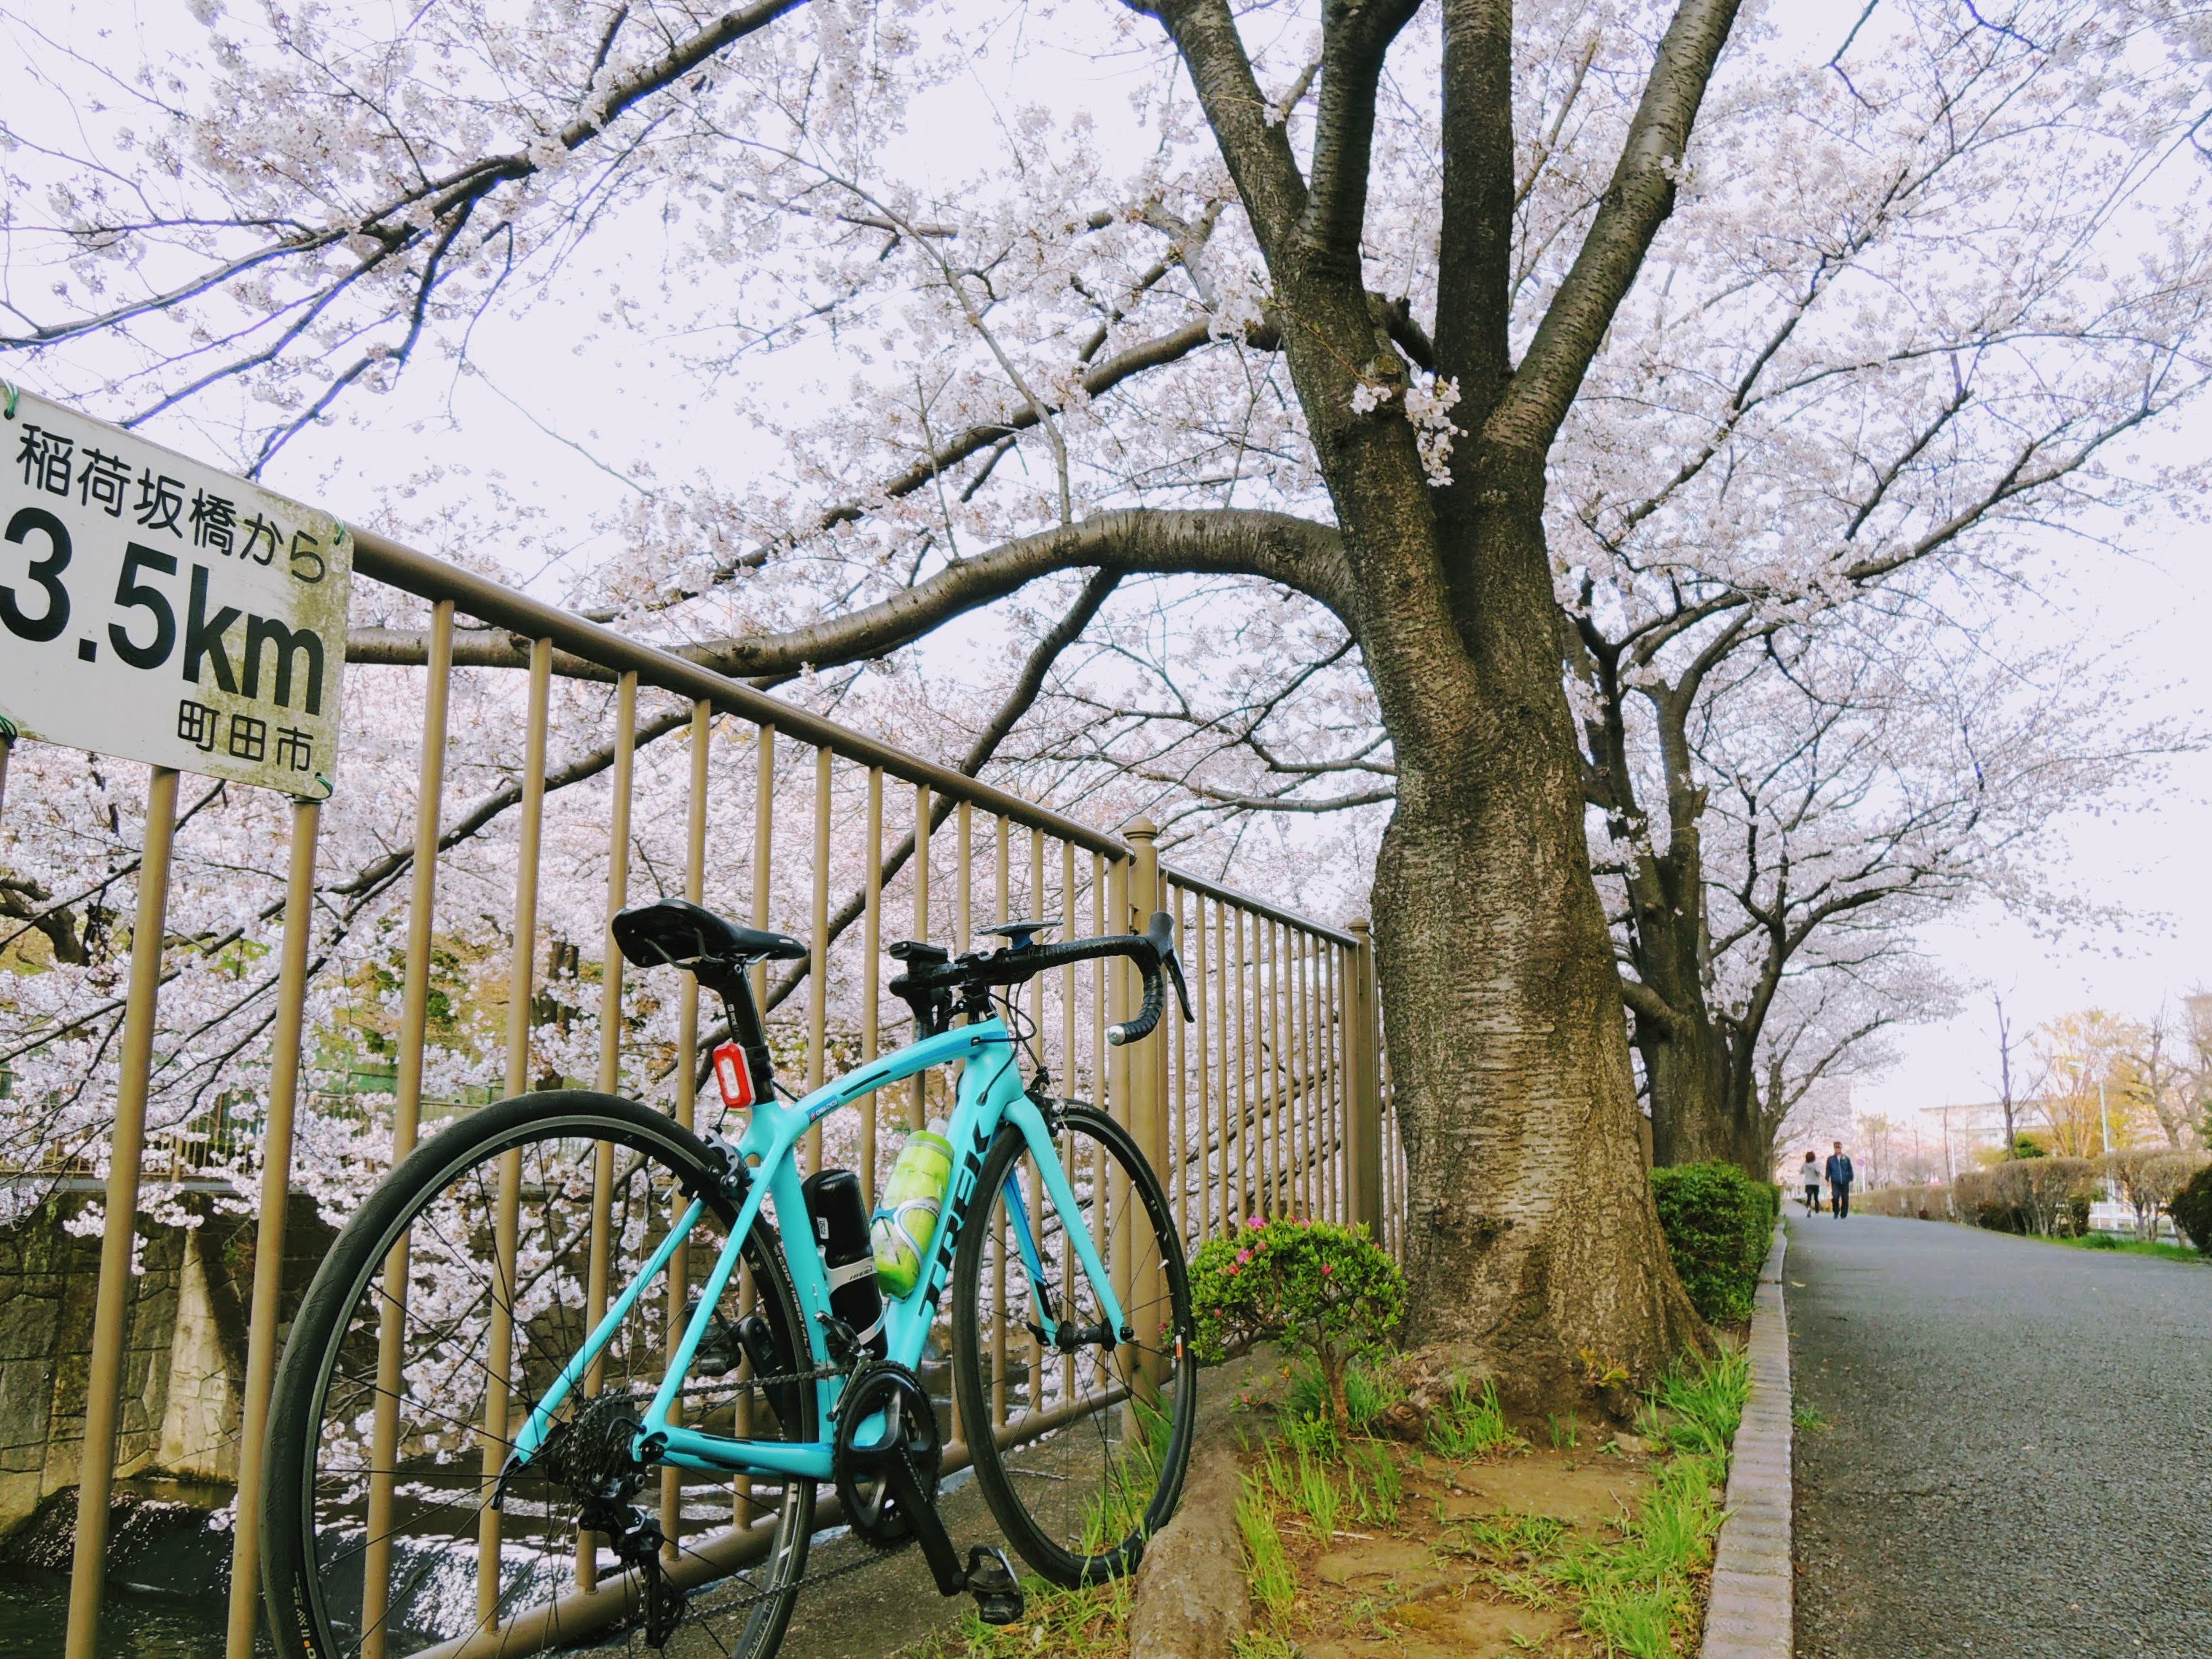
[911,784,930,1130]
[1026,825,1046,1411]
[1274,915,1292,1212]
[1060,838,1078,1408]
[1169,882,1188,1247]
[574,669,637,1590]
[62,764,178,1659]
[358,600,454,1659]
[1212,898,1228,1235]
[1105,855,1132,1393]
[477,637,552,1627]
[751,721,776,1133]
[1292,938,1309,1220]
[1089,851,1108,1292]
[666,702,711,1548]
[807,744,831,1172]
[1318,942,1336,1230]
[860,767,884,1205]
[948,801,968,1446]
[956,801,973,953]
[991,813,1010,1429]
[1252,915,1270,1217]
[1281,922,1298,1216]
[221,795,321,1658]
[1229,904,1247,1225]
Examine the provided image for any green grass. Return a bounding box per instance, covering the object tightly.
[1427,1376,1527,1459]
[1238,1477,1297,1617]
[1448,1349,1751,1659]
[917,1573,1130,1657]
[1792,1403,1831,1433]
[2042,1233,2205,1263]
[1285,1353,1405,1430]
[1349,1443,1401,1525]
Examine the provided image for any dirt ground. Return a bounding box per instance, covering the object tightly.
[1266,1430,1664,1659]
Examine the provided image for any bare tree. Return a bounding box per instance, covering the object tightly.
[1993,992,2022,1161]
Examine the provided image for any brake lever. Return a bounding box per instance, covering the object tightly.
[1163,950,1194,1023]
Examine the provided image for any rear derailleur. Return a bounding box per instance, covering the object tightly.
[577,1498,686,1648]
[527,1389,687,1647]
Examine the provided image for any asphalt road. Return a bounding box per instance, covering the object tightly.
[1789,1213,2212,1658]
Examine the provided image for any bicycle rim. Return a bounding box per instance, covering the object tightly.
[950,1104,1196,1587]
[261,1091,815,1659]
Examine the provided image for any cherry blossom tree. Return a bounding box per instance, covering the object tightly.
[7,0,2212,1395]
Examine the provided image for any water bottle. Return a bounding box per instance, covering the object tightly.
[872,1119,954,1296]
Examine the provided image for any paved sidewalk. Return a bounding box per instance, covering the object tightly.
[1789,1215,2212,1658]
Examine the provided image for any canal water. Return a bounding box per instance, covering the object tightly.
[0,1478,255,1659]
[0,1569,240,1658]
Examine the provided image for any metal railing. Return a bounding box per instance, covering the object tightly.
[0,525,1400,1659]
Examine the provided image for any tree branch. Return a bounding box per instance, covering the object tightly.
[1488,0,1745,452]
[351,508,1351,678]
[1147,0,1311,256]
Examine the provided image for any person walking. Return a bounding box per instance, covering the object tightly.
[1825,1141,1856,1218]
[1799,1150,1823,1217]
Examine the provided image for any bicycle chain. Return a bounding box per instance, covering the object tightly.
[662,1359,847,1405]
[651,1358,932,1617]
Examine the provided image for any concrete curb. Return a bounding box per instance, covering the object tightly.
[1701,1223,1793,1658]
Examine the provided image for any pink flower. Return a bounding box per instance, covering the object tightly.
[1236,1249,1252,1263]
[1319,1263,1333,1275]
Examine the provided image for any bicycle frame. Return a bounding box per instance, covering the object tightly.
[509,1016,1129,1487]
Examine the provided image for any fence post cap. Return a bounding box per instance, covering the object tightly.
[1123,815,1158,842]
[1349,917,1371,938]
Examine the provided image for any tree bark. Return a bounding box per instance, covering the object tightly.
[1367,442,1703,1406]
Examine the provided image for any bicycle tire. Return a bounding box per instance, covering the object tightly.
[949,1103,1196,1587]
[260,1090,816,1659]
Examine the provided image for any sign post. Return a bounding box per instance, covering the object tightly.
[1,383,350,1659]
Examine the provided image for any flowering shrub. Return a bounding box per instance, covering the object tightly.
[1190,1217,1403,1431]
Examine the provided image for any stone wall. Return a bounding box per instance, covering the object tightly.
[0,1191,331,1536]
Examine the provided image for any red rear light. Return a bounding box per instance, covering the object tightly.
[712,1042,755,1111]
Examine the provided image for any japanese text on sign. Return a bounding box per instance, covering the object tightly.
[1,387,350,796]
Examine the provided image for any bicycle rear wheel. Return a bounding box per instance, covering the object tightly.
[261,1091,816,1659]
[949,1103,1195,1586]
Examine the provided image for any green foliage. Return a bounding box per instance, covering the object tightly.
[2014,1134,2049,1158]
[1293,1446,1341,1542]
[1427,1376,1525,1460]
[1236,1478,1295,1617]
[1643,1345,1748,1460]
[2170,1165,2212,1255]
[1348,1444,1400,1525]
[1191,1218,1403,1431]
[1548,1411,1581,1450]
[1647,1161,1776,1325]
[1284,1352,1403,1434]
[2083,1231,2121,1250]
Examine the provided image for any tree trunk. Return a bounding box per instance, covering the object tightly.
[1365,445,1703,1409]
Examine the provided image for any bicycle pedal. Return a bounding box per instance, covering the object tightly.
[965,1545,1023,1625]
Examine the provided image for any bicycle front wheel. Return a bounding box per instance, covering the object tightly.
[950,1103,1196,1587]
[260,1091,816,1659]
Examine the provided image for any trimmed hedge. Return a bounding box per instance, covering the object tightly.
[1649,1161,1778,1326]
[2171,1165,2212,1255]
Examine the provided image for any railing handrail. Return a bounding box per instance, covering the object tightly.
[352,528,1357,948]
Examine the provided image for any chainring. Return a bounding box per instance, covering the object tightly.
[831,1361,943,1548]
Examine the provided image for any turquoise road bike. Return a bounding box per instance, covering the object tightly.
[261,898,1199,1659]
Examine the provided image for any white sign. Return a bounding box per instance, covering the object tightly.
[1,385,350,796]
